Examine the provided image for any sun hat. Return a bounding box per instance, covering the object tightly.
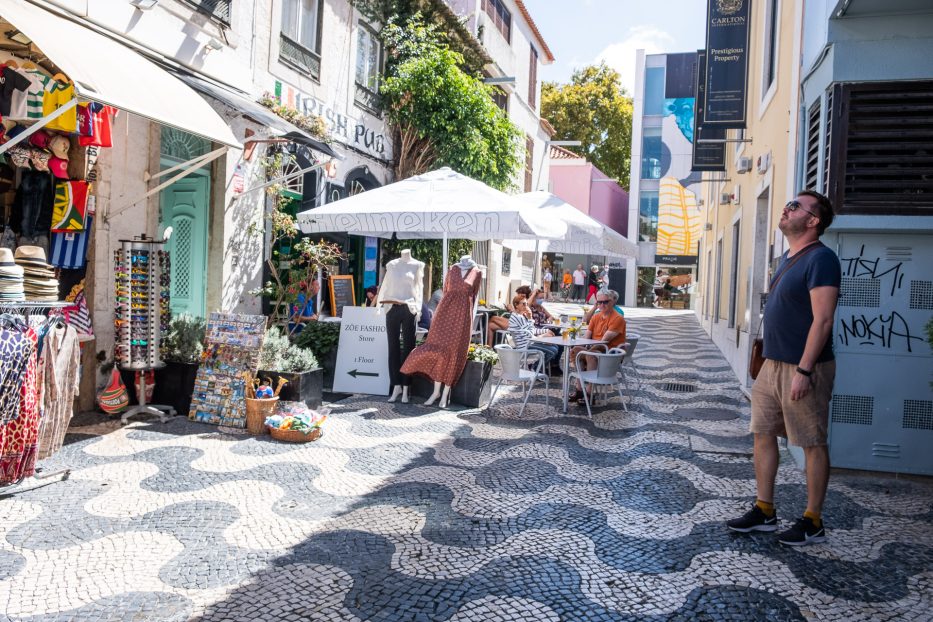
[14,245,49,264]
[48,134,70,159]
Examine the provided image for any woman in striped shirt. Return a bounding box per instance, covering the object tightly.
[508,295,559,364]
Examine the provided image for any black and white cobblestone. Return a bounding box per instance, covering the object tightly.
[1,309,930,621]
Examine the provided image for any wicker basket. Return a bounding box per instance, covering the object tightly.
[245,396,279,435]
[269,426,323,443]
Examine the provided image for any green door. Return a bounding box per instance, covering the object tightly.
[159,128,211,318]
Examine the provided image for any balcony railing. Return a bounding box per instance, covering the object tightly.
[184,0,231,25]
[279,34,321,80]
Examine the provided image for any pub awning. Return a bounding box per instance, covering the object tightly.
[0,0,238,147]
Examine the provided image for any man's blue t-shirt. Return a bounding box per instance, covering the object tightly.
[288,292,318,334]
[762,242,841,365]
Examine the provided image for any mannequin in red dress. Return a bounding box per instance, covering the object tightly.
[401,256,481,407]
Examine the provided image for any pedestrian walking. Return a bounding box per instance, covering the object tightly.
[726,190,841,546]
[542,268,553,299]
[586,265,601,303]
[561,270,572,299]
[572,264,586,301]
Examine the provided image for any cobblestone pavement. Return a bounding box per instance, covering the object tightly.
[1,309,931,621]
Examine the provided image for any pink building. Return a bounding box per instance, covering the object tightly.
[548,146,629,237]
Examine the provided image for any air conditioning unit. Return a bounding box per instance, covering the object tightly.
[757,151,771,174]
[733,185,742,205]
[720,191,732,204]
[736,156,752,174]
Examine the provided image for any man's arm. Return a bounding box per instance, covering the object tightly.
[792,285,838,400]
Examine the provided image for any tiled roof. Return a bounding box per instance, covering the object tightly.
[515,1,555,63]
[549,144,584,160]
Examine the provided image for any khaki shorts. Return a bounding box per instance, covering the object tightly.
[750,359,836,447]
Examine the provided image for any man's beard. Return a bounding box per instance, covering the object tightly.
[779,216,808,237]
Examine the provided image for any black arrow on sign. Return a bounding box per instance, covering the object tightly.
[348,369,379,378]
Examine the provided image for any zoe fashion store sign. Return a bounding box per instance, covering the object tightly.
[703,0,751,128]
[274,81,393,161]
[332,307,390,396]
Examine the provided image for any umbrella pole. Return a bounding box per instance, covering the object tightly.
[532,239,540,287]
[442,232,449,286]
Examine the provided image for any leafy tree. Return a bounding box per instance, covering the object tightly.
[380,15,522,190]
[381,238,473,292]
[541,63,633,189]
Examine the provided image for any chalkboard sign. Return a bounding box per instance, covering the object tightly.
[328,275,355,317]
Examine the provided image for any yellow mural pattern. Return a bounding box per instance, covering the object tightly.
[656,176,702,257]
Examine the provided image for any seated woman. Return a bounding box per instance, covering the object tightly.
[364,285,379,306]
[528,287,555,328]
[485,285,534,345]
[508,295,560,365]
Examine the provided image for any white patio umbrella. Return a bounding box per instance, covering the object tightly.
[297,168,567,280]
[500,191,638,284]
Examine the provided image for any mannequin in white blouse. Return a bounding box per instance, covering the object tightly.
[424,255,480,408]
[378,249,425,403]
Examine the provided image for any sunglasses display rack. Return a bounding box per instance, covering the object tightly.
[113,237,170,371]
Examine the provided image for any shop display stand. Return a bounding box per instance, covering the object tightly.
[113,236,175,424]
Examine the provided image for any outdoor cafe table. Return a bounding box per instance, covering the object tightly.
[532,334,605,414]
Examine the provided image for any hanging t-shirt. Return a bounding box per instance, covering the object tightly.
[0,67,30,117]
[79,104,116,147]
[42,81,77,132]
[22,70,51,120]
[76,104,94,138]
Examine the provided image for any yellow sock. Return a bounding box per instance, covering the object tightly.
[804,509,822,527]
[755,500,775,517]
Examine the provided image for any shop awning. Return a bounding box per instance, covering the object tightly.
[0,0,238,147]
[169,70,340,159]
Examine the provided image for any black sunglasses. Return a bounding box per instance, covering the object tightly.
[785,200,819,219]
[596,300,611,305]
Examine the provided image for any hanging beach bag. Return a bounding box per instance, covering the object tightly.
[99,368,129,414]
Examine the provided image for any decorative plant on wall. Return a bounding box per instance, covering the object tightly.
[249,146,344,326]
[258,93,329,140]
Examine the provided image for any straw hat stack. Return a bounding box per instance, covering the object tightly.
[0,248,25,302]
[14,246,59,302]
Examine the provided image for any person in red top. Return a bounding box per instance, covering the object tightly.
[569,289,626,402]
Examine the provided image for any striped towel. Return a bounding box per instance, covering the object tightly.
[51,215,92,269]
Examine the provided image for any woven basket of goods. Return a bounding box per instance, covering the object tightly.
[269,426,323,443]
[265,405,329,443]
[245,397,279,435]
[243,374,289,435]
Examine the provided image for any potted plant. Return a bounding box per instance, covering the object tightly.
[292,320,341,389]
[153,314,205,415]
[257,326,324,409]
[411,344,497,408]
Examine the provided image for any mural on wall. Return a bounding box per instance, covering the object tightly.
[655,53,703,265]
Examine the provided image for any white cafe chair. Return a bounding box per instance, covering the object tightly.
[620,334,643,389]
[570,347,627,417]
[488,344,550,416]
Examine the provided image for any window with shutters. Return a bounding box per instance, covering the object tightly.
[528,45,538,110]
[185,0,231,24]
[822,87,834,195]
[482,0,512,42]
[279,0,323,80]
[355,22,382,114]
[827,81,933,215]
[803,100,820,191]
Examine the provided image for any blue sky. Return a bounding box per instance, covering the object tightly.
[522,0,708,94]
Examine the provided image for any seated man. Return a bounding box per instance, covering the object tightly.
[288,278,320,334]
[569,289,626,402]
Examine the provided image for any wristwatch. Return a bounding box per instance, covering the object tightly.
[795,366,812,377]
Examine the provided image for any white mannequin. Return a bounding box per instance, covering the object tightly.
[424,255,480,408]
[379,249,424,404]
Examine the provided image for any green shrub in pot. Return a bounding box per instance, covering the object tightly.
[160,314,206,364]
[292,321,340,366]
[259,327,319,372]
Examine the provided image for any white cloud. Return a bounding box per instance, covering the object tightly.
[594,26,678,94]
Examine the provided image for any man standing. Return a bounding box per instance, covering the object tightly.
[727,191,841,546]
[572,264,586,302]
